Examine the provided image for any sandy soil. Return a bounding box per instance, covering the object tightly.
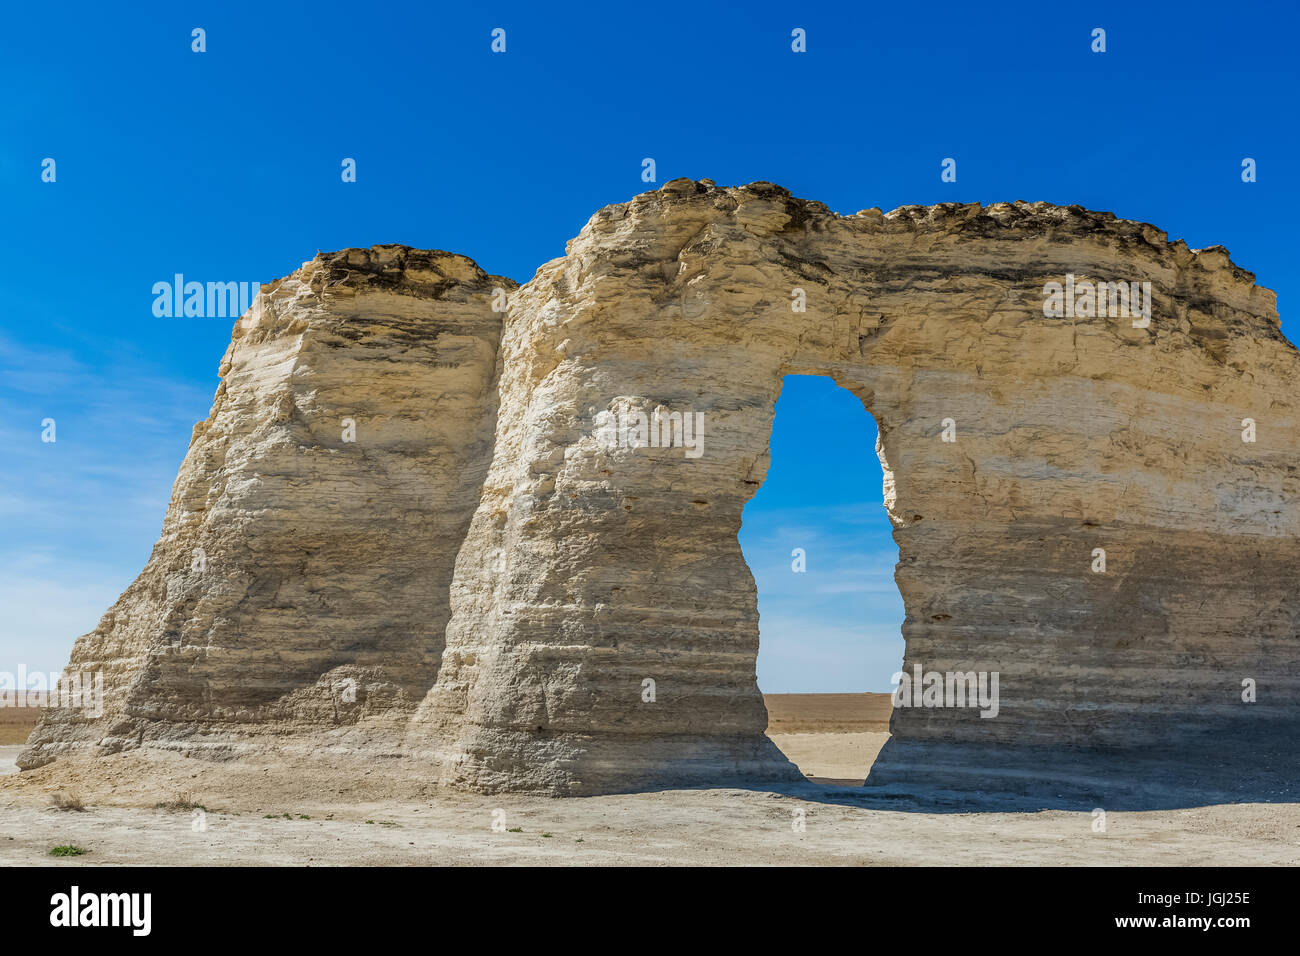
[768,732,889,785]
[2,695,1297,866]
[765,693,892,784]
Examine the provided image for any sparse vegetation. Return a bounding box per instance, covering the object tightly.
[506,826,523,833]
[50,793,86,812]
[542,832,553,838]
[49,845,86,857]
[155,792,206,812]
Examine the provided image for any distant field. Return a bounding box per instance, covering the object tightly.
[763,692,892,734]
[0,706,43,745]
[1,693,892,748]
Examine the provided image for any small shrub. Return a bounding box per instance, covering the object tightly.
[155,793,205,812]
[49,845,85,857]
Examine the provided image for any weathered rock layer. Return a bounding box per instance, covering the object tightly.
[22,181,1300,800]
[22,247,511,763]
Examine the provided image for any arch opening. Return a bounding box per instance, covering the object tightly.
[740,374,904,786]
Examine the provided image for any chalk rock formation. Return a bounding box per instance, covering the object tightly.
[21,247,512,764]
[22,181,1300,801]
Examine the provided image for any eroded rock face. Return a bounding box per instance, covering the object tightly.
[21,246,512,767]
[23,181,1300,800]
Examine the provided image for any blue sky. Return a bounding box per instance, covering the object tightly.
[1,1,1296,691]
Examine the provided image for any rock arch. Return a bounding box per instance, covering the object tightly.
[22,180,1300,801]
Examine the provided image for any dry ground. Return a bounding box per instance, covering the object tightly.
[2,694,1296,866]
[765,692,891,785]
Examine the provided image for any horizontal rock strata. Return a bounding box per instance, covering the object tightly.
[21,247,511,765]
[22,181,1300,801]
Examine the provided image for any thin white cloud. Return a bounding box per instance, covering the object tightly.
[0,573,127,675]
[0,332,211,673]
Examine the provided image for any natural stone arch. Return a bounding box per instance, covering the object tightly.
[22,180,1299,803]
[407,180,1299,796]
